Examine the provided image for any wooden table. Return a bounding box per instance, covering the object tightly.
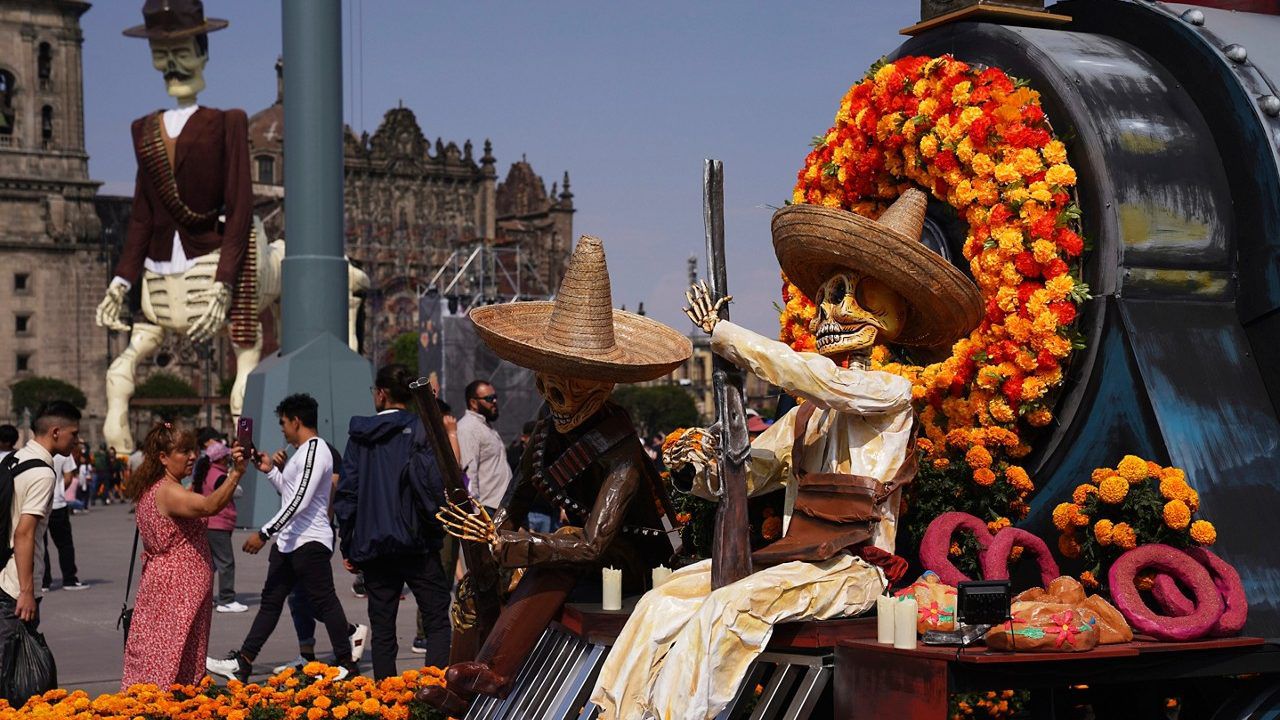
[836,635,1276,718]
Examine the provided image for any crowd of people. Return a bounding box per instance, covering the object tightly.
[0,363,536,696]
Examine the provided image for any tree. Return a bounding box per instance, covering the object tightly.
[388,332,421,371]
[9,376,87,417]
[134,372,200,419]
[612,385,700,439]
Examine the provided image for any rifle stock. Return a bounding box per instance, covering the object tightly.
[409,378,501,663]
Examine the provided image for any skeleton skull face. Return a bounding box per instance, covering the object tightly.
[808,270,907,357]
[149,37,207,103]
[535,373,614,433]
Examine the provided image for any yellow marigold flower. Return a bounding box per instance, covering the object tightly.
[989,398,1015,423]
[1094,518,1114,545]
[1163,499,1191,530]
[1098,475,1129,504]
[1007,187,1031,205]
[912,78,929,97]
[1073,483,1097,505]
[1080,570,1099,589]
[1014,147,1043,176]
[1031,238,1058,265]
[973,468,997,486]
[952,80,973,104]
[1045,163,1078,187]
[1052,502,1075,531]
[918,97,939,118]
[1058,532,1081,558]
[1045,275,1075,302]
[1112,522,1138,550]
[994,162,1020,185]
[1005,465,1034,492]
[1117,455,1151,483]
[1159,467,1187,483]
[1026,407,1053,427]
[874,63,896,85]
[919,133,939,158]
[1190,519,1217,545]
[1028,181,1053,204]
[1159,476,1190,502]
[966,445,993,469]
[1043,139,1068,165]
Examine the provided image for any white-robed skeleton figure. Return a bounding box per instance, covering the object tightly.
[590,189,983,719]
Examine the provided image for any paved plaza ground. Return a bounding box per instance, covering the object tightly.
[35,501,432,697]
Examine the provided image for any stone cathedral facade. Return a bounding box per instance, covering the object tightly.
[248,64,575,357]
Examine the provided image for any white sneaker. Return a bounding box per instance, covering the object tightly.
[272,656,307,675]
[334,665,351,681]
[206,654,247,682]
[216,601,249,613]
[349,623,368,663]
[63,581,89,591]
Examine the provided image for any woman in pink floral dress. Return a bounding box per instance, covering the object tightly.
[121,423,247,689]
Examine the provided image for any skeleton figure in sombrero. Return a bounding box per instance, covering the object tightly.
[418,236,691,715]
[589,189,984,719]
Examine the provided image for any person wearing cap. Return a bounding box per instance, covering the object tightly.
[591,189,983,719]
[419,236,690,715]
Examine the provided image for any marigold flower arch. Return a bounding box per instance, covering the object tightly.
[782,55,1087,541]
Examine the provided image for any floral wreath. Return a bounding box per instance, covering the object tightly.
[783,55,1089,562]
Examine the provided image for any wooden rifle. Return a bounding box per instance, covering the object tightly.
[408,377,501,663]
[703,159,753,589]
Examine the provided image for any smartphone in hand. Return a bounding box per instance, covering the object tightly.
[236,417,255,458]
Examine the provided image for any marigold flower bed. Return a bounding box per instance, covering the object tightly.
[0,664,447,720]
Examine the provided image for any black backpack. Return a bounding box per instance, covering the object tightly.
[0,454,51,567]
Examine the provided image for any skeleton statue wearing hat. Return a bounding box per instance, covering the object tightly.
[589,189,983,719]
[418,236,690,715]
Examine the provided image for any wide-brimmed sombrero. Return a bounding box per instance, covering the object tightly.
[772,189,982,347]
[469,236,692,383]
[124,0,229,40]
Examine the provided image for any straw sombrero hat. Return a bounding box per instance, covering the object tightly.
[772,189,982,347]
[469,236,692,383]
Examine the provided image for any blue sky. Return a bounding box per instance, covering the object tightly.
[81,1,917,337]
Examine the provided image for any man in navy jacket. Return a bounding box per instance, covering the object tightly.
[334,363,450,676]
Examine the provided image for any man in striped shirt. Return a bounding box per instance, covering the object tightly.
[207,394,357,682]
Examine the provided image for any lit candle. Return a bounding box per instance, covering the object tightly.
[894,596,918,650]
[602,567,623,611]
[652,565,673,589]
[876,594,896,644]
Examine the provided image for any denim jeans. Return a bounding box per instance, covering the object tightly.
[527,511,557,534]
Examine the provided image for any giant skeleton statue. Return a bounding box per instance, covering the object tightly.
[590,189,984,719]
[96,0,366,452]
[418,236,691,716]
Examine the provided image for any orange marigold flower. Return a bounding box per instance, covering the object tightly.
[1080,570,1099,589]
[1094,519,1114,546]
[1186,488,1200,512]
[1072,483,1097,505]
[1117,455,1150,483]
[1190,519,1217,545]
[973,468,997,486]
[1112,522,1138,550]
[1051,502,1075,531]
[1159,476,1190,502]
[1005,465,1034,492]
[1098,475,1128,504]
[1163,499,1191,530]
[1009,545,1025,562]
[988,517,1011,533]
[950,541,963,557]
[1026,407,1053,427]
[933,457,951,470]
[966,445,993,469]
[1136,571,1156,592]
[333,707,350,719]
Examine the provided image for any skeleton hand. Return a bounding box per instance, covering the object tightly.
[95,283,131,333]
[683,280,731,335]
[187,281,232,343]
[436,498,501,555]
[662,427,717,473]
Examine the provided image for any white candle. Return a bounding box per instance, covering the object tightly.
[602,567,623,611]
[894,596,918,650]
[876,594,897,644]
[652,565,673,589]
